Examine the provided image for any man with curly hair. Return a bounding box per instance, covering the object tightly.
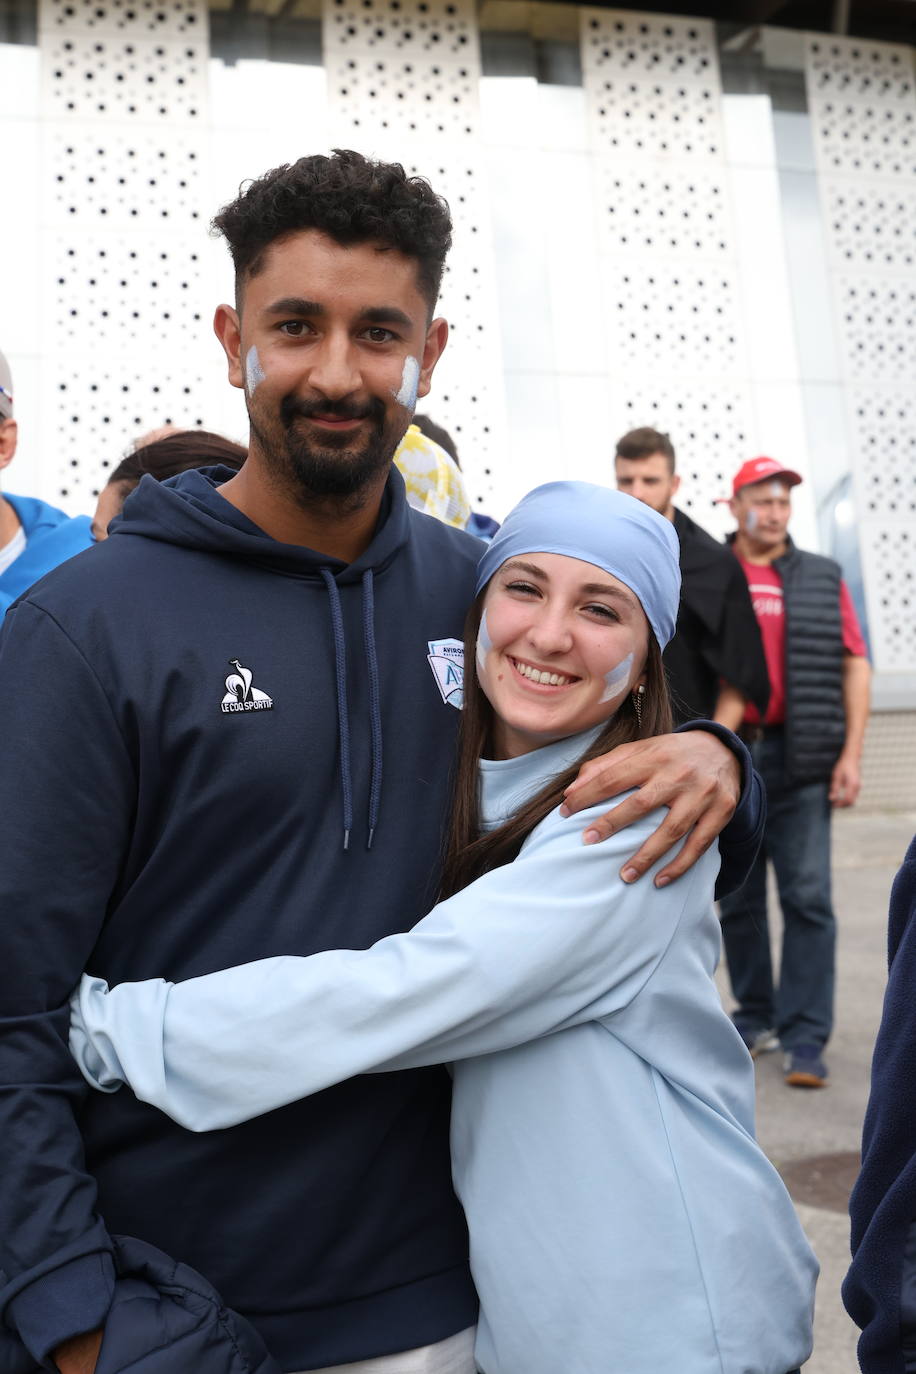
[0,151,760,1374]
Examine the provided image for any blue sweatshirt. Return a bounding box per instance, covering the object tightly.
[72,728,815,1374]
[0,468,481,1368]
[0,492,92,613]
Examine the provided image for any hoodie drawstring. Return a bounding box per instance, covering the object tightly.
[361,569,383,851]
[320,568,354,851]
[320,567,384,852]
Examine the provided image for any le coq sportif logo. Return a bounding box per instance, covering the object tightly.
[220,659,274,714]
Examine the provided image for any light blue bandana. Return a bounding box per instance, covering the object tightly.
[475,481,681,650]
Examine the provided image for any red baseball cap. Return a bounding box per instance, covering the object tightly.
[724,456,802,499]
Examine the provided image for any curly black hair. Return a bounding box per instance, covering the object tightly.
[213,149,453,313]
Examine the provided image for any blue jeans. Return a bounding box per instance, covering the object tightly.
[719,732,835,1050]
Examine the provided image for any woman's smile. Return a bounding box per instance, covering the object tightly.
[508,656,580,690]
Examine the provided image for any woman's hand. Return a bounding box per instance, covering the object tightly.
[560,730,741,887]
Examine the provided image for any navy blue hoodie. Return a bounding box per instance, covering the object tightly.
[0,465,762,1371]
[845,835,916,1373]
[0,468,480,1369]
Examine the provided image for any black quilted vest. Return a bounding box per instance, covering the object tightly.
[774,539,846,786]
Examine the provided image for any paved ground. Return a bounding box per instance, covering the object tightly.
[715,807,916,1374]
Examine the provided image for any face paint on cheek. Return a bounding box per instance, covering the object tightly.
[476,608,494,674]
[394,356,420,410]
[245,346,266,395]
[746,508,759,534]
[599,652,634,705]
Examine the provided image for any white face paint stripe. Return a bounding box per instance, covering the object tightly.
[599,652,634,705]
[476,608,493,673]
[395,356,420,409]
[245,346,266,395]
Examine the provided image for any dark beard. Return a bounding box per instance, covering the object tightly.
[249,393,404,508]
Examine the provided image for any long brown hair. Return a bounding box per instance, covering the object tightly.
[439,592,673,899]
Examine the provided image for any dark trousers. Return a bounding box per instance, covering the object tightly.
[719,732,836,1050]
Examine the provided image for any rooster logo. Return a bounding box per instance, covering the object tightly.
[221,659,273,713]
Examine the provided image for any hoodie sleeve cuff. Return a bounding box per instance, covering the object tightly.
[6,1250,115,1368]
[674,720,765,901]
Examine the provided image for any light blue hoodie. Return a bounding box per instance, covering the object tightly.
[72,728,817,1374]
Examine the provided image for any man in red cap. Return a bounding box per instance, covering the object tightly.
[719,456,871,1088]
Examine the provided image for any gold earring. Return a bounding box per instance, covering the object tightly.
[633,684,645,727]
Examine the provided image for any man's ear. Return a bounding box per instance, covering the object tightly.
[0,419,18,470]
[671,473,681,498]
[728,495,741,523]
[416,317,449,401]
[214,305,244,391]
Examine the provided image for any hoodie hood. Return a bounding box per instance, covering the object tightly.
[110,464,412,583]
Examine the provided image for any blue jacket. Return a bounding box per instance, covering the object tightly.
[0,493,92,613]
[72,731,811,1373]
[845,835,916,1373]
[0,464,763,1371]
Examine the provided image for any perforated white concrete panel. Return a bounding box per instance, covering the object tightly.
[596,162,732,260]
[580,7,767,537]
[806,33,916,673]
[38,0,211,510]
[603,261,744,378]
[42,33,208,123]
[836,276,916,381]
[41,355,212,501]
[325,0,477,141]
[582,11,724,163]
[822,179,916,272]
[45,124,206,228]
[43,0,204,39]
[849,388,916,521]
[859,524,916,671]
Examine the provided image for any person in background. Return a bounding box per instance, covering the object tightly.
[719,456,872,1087]
[844,834,916,1374]
[0,348,93,613]
[614,426,768,729]
[413,412,501,541]
[91,429,248,540]
[392,420,471,529]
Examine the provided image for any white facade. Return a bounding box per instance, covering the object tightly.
[1,3,915,698]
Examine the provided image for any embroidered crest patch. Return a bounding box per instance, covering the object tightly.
[427,638,464,710]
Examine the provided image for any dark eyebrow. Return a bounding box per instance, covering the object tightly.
[362,306,414,330]
[264,297,324,317]
[582,583,639,611]
[502,560,547,580]
[263,299,414,330]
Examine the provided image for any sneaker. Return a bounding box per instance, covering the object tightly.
[733,1019,779,1059]
[784,1044,828,1088]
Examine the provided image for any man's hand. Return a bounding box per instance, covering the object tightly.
[53,1328,103,1374]
[830,750,862,808]
[560,731,741,887]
